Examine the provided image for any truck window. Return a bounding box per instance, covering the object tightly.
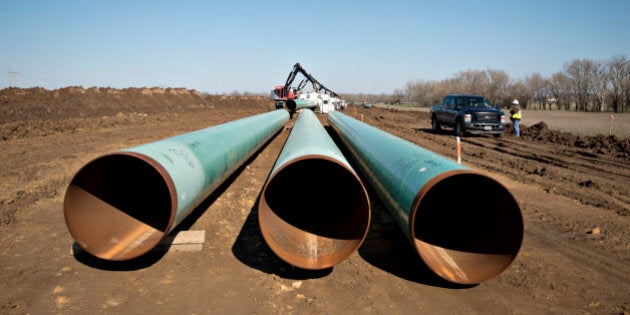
[444,97,454,109]
[455,97,466,107]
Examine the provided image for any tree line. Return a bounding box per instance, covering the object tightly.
[341,54,630,112]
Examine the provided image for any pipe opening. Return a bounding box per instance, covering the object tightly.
[412,173,523,284]
[286,99,297,111]
[64,153,175,261]
[259,157,370,269]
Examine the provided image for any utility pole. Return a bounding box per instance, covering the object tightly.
[7,70,18,87]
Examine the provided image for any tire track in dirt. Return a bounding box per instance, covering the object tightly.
[341,106,629,313]
[2,93,629,313]
[461,136,629,216]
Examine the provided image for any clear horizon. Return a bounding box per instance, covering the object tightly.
[1,0,629,94]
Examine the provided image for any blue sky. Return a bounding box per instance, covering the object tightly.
[1,0,629,94]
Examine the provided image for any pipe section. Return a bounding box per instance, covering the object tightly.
[285,98,318,112]
[327,112,523,284]
[259,110,370,269]
[64,110,290,261]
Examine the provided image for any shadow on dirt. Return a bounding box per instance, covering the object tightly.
[71,162,239,271]
[71,128,285,271]
[323,124,474,289]
[231,195,333,280]
[414,127,441,134]
[357,190,475,289]
[226,127,333,279]
[71,158,244,270]
[72,243,168,271]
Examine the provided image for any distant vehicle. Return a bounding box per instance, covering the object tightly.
[430,94,507,137]
[364,103,373,108]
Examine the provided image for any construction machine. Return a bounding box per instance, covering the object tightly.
[271,63,339,109]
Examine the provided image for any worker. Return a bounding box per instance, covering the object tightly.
[510,99,522,137]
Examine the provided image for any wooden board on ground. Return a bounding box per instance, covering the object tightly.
[158,230,205,252]
[70,230,206,256]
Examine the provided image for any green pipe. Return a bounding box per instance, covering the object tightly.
[327,112,523,284]
[64,110,289,261]
[285,98,318,112]
[259,109,370,269]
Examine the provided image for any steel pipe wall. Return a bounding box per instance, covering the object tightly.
[259,110,370,269]
[327,112,523,284]
[64,110,289,261]
[285,98,319,112]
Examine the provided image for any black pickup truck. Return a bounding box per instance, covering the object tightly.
[430,94,507,137]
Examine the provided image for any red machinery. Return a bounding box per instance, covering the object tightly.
[271,63,338,109]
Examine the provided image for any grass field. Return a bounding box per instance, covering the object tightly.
[520,110,629,137]
[373,104,629,138]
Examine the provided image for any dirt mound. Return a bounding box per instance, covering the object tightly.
[522,121,630,160]
[0,87,274,140]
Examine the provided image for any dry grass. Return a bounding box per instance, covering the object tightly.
[520,110,629,138]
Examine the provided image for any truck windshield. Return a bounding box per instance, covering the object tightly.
[455,97,493,108]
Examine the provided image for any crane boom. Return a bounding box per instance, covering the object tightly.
[271,63,338,109]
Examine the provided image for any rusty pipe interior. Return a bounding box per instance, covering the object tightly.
[259,157,370,270]
[64,153,176,261]
[411,172,524,284]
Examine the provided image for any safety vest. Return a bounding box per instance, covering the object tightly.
[511,110,521,120]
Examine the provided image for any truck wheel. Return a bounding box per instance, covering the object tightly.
[455,120,465,137]
[431,116,441,133]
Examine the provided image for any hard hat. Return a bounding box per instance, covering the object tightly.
[512,99,520,105]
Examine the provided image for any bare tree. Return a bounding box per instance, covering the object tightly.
[420,81,442,106]
[454,69,488,95]
[564,58,594,111]
[547,71,572,110]
[509,80,530,109]
[406,80,436,106]
[590,60,609,112]
[400,54,630,112]
[525,73,549,110]
[391,88,405,104]
[486,69,510,106]
[608,54,629,113]
[427,79,452,105]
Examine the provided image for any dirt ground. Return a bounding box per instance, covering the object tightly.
[1,88,628,314]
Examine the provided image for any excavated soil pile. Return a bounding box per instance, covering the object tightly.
[0,87,274,140]
[522,121,630,159]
